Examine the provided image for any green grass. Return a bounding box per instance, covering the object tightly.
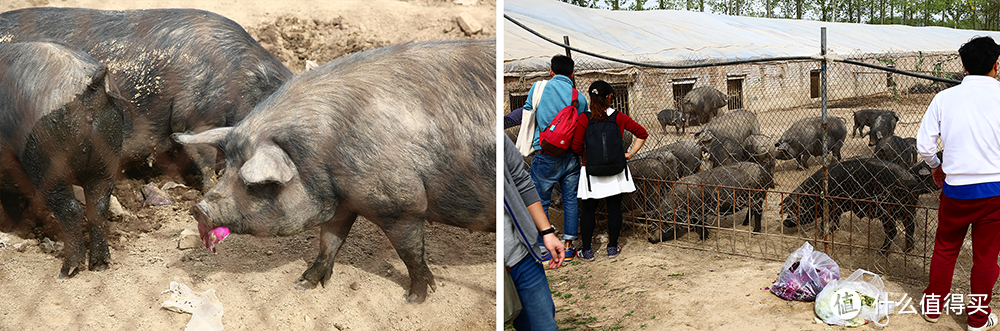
[625,310,634,317]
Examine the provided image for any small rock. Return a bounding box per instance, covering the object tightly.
[349,282,359,291]
[177,228,202,250]
[304,60,319,72]
[453,0,477,5]
[108,195,126,217]
[73,185,85,204]
[141,183,173,206]
[181,190,200,202]
[40,238,63,254]
[334,322,346,330]
[456,13,482,36]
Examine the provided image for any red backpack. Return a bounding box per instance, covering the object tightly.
[538,89,580,156]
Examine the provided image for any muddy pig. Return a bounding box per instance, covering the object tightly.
[852,109,896,137]
[173,39,495,304]
[648,162,772,243]
[781,158,937,253]
[866,113,899,146]
[0,7,293,190]
[678,86,728,131]
[656,108,685,134]
[774,116,847,170]
[0,41,130,278]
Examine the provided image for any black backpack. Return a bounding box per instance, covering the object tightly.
[584,111,628,180]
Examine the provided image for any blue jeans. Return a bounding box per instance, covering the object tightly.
[530,151,580,246]
[509,255,558,331]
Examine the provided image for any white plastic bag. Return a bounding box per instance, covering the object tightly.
[815,269,891,327]
[515,80,546,157]
[770,242,840,301]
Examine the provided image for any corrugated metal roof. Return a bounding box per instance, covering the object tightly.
[504,0,1000,73]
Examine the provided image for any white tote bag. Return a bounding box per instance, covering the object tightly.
[515,80,548,157]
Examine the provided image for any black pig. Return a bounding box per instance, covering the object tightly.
[0,7,293,190]
[648,162,772,243]
[852,109,896,137]
[0,41,130,278]
[867,113,899,146]
[174,40,495,304]
[774,116,847,170]
[781,158,937,253]
[656,108,685,134]
[874,136,917,167]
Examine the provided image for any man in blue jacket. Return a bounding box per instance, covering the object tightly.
[523,55,588,261]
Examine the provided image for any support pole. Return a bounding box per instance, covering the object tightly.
[820,27,831,253]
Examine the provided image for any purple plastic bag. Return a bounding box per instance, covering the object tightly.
[771,242,840,301]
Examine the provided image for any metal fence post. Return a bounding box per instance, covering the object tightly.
[820,27,831,252]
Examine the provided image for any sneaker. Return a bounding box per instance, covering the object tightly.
[607,245,622,258]
[564,246,576,262]
[539,251,551,262]
[970,313,998,331]
[578,249,595,262]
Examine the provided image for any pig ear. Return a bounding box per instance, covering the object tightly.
[173,127,233,147]
[240,144,297,185]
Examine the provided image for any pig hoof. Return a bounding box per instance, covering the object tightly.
[404,288,428,304]
[294,278,320,290]
[89,261,109,272]
[58,265,80,279]
[782,219,798,228]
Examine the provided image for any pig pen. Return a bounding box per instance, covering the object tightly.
[503,49,980,318]
[0,1,496,330]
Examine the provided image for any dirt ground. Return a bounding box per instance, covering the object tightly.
[0,0,495,330]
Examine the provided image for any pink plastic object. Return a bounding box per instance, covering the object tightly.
[197,222,230,253]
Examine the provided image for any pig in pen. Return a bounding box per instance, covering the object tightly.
[503,18,991,290]
[175,39,495,304]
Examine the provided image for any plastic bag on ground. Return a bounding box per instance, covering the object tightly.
[770,242,840,301]
[162,281,224,331]
[815,269,891,327]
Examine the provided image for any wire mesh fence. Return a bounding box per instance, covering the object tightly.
[502,39,992,290]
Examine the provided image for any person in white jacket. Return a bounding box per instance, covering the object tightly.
[917,36,1000,331]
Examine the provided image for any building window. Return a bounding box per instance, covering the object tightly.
[672,78,696,109]
[509,93,528,113]
[810,70,821,99]
[727,76,745,110]
[610,82,631,116]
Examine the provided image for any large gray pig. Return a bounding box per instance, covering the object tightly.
[0,41,130,278]
[0,8,293,190]
[678,86,728,132]
[174,39,495,304]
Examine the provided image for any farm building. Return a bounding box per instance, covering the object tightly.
[504,0,1000,287]
[504,0,1000,142]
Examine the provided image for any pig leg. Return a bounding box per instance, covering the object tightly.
[295,208,358,290]
[796,154,809,170]
[83,179,114,271]
[378,216,435,304]
[45,182,87,278]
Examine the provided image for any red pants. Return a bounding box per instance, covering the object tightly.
[923,194,1000,327]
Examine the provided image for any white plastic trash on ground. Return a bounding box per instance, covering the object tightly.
[815,269,898,327]
[162,282,224,331]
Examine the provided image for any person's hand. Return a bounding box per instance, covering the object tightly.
[932,166,946,189]
[625,152,634,160]
[542,233,565,269]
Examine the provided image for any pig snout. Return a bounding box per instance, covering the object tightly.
[191,203,229,252]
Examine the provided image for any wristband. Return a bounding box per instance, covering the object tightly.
[538,226,556,236]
